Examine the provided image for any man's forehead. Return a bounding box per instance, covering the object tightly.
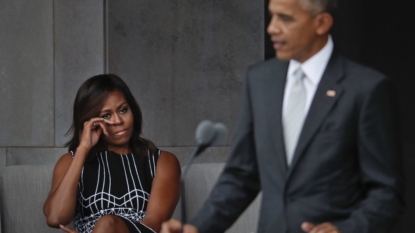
[269,0,301,5]
[268,0,302,13]
[269,0,313,15]
[269,0,302,9]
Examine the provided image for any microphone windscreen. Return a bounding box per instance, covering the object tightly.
[195,120,215,145]
[211,123,228,146]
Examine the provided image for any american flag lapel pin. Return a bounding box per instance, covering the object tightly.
[326,90,336,97]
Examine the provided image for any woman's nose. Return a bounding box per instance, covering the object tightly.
[112,114,123,124]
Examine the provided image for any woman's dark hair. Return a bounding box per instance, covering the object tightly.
[65,74,155,156]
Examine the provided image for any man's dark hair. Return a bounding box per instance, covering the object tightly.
[300,0,337,15]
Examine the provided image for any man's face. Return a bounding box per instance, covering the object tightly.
[267,0,321,63]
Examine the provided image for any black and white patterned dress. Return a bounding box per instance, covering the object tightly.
[72,150,159,233]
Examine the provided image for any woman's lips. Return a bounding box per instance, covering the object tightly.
[114,129,127,136]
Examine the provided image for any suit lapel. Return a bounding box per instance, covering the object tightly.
[263,59,289,176]
[287,51,345,179]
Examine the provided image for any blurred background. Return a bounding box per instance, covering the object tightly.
[0,0,413,232]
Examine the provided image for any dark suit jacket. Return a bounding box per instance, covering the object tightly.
[191,51,404,233]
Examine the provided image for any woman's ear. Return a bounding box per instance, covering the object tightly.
[315,12,333,35]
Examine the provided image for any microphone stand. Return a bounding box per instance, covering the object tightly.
[180,143,210,233]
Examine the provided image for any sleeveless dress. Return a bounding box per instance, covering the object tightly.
[72,150,159,233]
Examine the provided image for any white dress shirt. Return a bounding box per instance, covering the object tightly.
[283,36,334,120]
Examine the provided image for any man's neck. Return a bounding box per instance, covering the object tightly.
[296,35,329,64]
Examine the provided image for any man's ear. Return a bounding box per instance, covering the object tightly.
[315,12,333,35]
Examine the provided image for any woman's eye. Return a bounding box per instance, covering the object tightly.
[120,108,127,114]
[101,114,110,119]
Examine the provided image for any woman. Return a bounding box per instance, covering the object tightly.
[43,74,180,233]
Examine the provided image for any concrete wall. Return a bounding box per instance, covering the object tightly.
[0,0,105,168]
[0,0,263,167]
[108,0,263,151]
[0,0,54,148]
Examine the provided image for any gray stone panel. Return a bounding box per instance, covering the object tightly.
[0,148,5,226]
[3,146,228,167]
[5,148,67,166]
[159,146,231,166]
[108,0,263,147]
[0,0,54,146]
[0,148,5,183]
[54,0,105,147]
[0,149,5,171]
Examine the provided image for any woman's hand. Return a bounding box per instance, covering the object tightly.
[59,225,78,233]
[160,219,198,233]
[302,222,341,233]
[78,118,114,151]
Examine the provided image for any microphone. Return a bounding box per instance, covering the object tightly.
[180,120,228,231]
[193,120,227,157]
[211,122,227,146]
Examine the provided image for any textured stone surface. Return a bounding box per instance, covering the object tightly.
[0,149,5,170]
[0,148,5,183]
[2,146,229,167]
[5,148,67,166]
[54,0,105,146]
[0,0,54,146]
[108,0,263,147]
[160,146,231,166]
[0,148,5,228]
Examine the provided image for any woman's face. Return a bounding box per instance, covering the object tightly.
[98,90,134,154]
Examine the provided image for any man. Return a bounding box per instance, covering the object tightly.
[162,0,404,232]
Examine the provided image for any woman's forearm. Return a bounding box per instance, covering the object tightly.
[43,147,89,227]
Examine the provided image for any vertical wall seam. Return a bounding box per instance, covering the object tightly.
[52,0,56,147]
[104,0,109,74]
[5,147,9,166]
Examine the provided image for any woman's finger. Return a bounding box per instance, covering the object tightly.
[89,117,114,125]
[85,118,105,133]
[301,222,315,232]
[102,119,115,125]
[59,225,77,233]
[91,118,116,135]
[93,120,107,136]
[160,219,182,233]
[309,222,339,233]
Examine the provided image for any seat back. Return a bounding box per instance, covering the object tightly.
[1,165,59,233]
[173,163,260,233]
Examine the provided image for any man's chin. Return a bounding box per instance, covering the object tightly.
[275,52,291,61]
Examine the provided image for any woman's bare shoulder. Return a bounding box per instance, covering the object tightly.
[157,150,181,173]
[53,152,73,173]
[158,150,179,163]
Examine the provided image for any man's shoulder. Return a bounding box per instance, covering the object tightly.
[332,52,392,95]
[335,52,388,82]
[248,58,287,70]
[246,58,288,76]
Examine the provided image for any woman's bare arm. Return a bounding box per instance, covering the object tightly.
[43,147,89,227]
[142,151,181,232]
[43,118,111,227]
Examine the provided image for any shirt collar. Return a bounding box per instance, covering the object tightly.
[288,36,334,85]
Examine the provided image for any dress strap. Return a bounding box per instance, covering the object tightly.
[69,150,75,158]
[147,149,160,178]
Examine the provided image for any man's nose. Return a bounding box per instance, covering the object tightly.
[267,17,281,35]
